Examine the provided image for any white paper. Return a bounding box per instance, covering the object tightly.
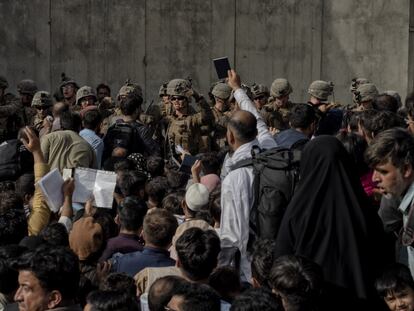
[62,168,72,181]
[37,168,64,213]
[72,167,116,208]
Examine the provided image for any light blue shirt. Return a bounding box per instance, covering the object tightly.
[80,128,104,169]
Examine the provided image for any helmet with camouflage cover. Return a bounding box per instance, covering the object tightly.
[159,82,168,97]
[270,79,292,98]
[251,83,270,99]
[211,82,232,100]
[0,76,8,89]
[76,86,97,105]
[17,79,38,96]
[308,80,334,102]
[349,77,370,93]
[166,79,193,98]
[59,72,79,89]
[117,80,143,102]
[354,83,379,103]
[31,91,52,108]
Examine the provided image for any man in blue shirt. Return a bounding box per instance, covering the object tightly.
[112,208,178,277]
[80,109,104,168]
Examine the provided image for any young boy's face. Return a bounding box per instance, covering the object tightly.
[384,287,414,311]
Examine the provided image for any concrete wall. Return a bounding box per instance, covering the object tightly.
[0,0,411,105]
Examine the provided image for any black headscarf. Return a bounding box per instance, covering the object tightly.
[274,135,391,300]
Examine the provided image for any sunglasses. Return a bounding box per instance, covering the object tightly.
[171,96,186,101]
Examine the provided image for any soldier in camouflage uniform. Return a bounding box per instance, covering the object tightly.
[353,83,379,111]
[31,91,53,132]
[349,77,370,107]
[76,86,97,109]
[262,78,294,130]
[60,73,79,110]
[251,83,270,111]
[209,82,232,151]
[164,79,212,155]
[0,76,18,142]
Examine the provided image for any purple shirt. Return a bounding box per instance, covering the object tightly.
[99,233,143,262]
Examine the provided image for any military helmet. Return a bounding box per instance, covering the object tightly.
[229,83,253,102]
[31,91,52,108]
[0,76,8,89]
[166,79,193,97]
[270,79,292,98]
[354,83,379,103]
[117,80,143,101]
[59,72,79,89]
[308,80,334,102]
[76,86,97,105]
[349,77,370,93]
[159,82,168,97]
[17,79,38,96]
[251,83,270,99]
[211,82,232,100]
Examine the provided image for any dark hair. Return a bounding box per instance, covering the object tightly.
[365,128,414,169]
[269,255,323,311]
[406,93,414,118]
[145,176,169,205]
[60,110,82,132]
[96,83,111,95]
[118,170,148,197]
[0,191,27,245]
[118,196,147,231]
[200,152,221,175]
[230,287,282,311]
[0,245,25,296]
[15,173,35,198]
[289,103,317,129]
[175,227,221,281]
[147,156,165,177]
[162,191,185,215]
[209,188,221,225]
[86,290,139,311]
[358,109,379,136]
[251,239,277,288]
[375,263,414,298]
[143,209,178,248]
[370,111,406,137]
[120,95,142,116]
[100,273,137,299]
[93,209,118,241]
[166,169,189,191]
[83,109,102,130]
[336,131,369,176]
[228,112,258,143]
[148,276,188,311]
[39,222,69,247]
[372,94,399,113]
[346,111,361,132]
[170,282,221,311]
[14,245,80,300]
[208,266,241,303]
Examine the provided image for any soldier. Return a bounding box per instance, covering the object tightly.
[0,76,18,142]
[262,78,294,130]
[308,80,342,135]
[31,91,53,132]
[76,86,97,110]
[60,73,79,109]
[96,83,111,104]
[210,82,232,151]
[164,79,212,155]
[349,77,370,106]
[251,83,270,111]
[353,83,379,111]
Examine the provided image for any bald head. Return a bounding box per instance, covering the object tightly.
[228,110,258,144]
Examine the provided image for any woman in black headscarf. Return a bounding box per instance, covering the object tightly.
[274,135,392,302]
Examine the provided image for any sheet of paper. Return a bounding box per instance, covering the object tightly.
[93,170,117,208]
[62,168,72,181]
[37,168,64,213]
[73,167,96,203]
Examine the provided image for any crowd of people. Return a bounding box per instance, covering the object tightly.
[1,68,414,311]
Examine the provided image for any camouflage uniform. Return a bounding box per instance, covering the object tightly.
[0,76,18,141]
[31,91,53,132]
[59,73,79,111]
[164,79,212,155]
[349,77,370,107]
[353,83,379,111]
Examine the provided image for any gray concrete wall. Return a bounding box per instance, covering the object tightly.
[0,0,410,105]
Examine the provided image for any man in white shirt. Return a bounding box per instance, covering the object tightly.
[219,70,277,282]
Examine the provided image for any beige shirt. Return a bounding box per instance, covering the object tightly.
[41,130,96,172]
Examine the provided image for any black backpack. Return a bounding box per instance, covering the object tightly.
[0,139,22,181]
[231,146,302,249]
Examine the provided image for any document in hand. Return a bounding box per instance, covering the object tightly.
[73,167,117,208]
[37,168,64,213]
